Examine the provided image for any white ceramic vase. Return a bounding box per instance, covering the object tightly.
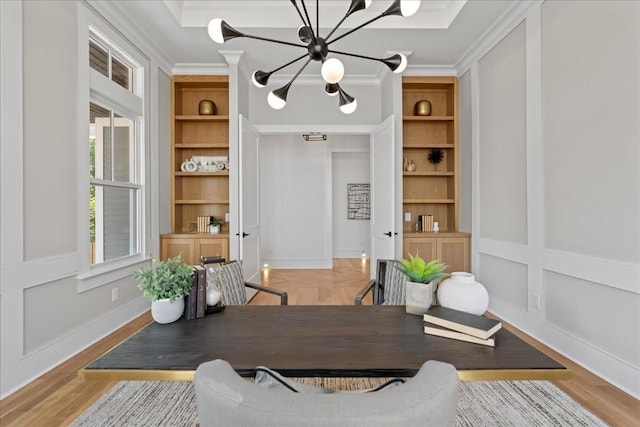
[405,280,436,316]
[437,272,488,315]
[151,297,185,324]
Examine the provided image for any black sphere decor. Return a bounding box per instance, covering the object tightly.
[428,148,444,165]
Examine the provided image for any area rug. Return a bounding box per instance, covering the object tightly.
[71,378,607,426]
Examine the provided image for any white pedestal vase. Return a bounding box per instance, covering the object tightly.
[151,297,185,324]
[437,272,488,315]
[405,280,436,316]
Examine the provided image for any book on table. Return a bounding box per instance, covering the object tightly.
[183,266,199,320]
[423,306,502,340]
[424,324,495,347]
[194,265,207,318]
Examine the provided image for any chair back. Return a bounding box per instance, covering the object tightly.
[194,358,459,427]
[203,259,247,305]
[376,259,406,305]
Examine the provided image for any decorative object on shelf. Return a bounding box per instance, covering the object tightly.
[403,157,409,171]
[406,160,416,172]
[198,99,216,115]
[207,0,420,113]
[181,159,198,173]
[414,221,421,232]
[427,148,444,170]
[209,216,222,234]
[396,253,447,316]
[433,221,439,232]
[133,255,194,324]
[414,99,432,116]
[437,272,489,316]
[347,183,370,220]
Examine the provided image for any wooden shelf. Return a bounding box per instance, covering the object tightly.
[175,143,229,149]
[403,115,454,121]
[404,144,454,149]
[404,199,455,204]
[175,115,229,121]
[175,172,229,177]
[403,172,454,176]
[175,199,229,204]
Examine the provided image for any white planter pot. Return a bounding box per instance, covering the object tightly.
[405,280,436,316]
[151,297,185,324]
[437,272,488,315]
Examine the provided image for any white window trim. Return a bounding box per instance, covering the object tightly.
[76,4,151,292]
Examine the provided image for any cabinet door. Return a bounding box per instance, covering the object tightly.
[437,237,469,273]
[196,238,229,262]
[161,238,195,264]
[404,238,438,261]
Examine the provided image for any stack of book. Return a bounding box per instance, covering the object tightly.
[419,214,434,232]
[196,216,211,233]
[423,306,502,347]
[184,265,207,320]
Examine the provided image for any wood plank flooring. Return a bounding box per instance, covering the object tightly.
[1,258,637,426]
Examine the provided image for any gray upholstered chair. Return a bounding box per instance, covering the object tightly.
[354,259,406,305]
[200,257,288,305]
[193,359,459,427]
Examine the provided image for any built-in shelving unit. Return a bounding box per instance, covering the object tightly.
[160,75,230,263]
[402,76,470,272]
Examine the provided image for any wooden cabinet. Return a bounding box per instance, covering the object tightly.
[402,77,470,271]
[403,232,470,274]
[402,76,458,233]
[161,234,229,265]
[162,75,230,262]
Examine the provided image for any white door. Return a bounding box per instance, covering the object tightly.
[239,115,261,297]
[370,116,396,277]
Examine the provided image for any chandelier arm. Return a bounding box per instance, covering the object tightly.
[287,57,314,86]
[300,0,319,43]
[291,1,315,38]
[270,53,309,75]
[243,34,307,49]
[327,14,385,45]
[324,14,349,41]
[328,49,382,62]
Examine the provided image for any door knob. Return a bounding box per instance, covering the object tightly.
[242,232,250,238]
[383,231,392,237]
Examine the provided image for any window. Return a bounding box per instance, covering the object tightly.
[87,30,144,266]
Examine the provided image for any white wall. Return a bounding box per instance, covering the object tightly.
[0,1,168,398]
[332,152,370,258]
[460,1,640,397]
[260,134,369,268]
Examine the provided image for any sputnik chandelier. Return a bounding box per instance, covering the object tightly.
[208,0,421,114]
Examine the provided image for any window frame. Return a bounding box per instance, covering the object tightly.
[76,8,151,292]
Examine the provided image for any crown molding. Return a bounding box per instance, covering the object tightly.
[172,63,229,75]
[455,0,541,75]
[169,0,466,30]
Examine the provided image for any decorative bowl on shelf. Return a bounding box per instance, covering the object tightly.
[198,99,216,115]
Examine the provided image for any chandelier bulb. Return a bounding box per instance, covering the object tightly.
[208,18,225,43]
[321,58,345,84]
[298,25,313,43]
[365,0,373,7]
[252,70,270,88]
[325,83,340,97]
[400,0,421,17]
[268,91,287,110]
[340,98,358,114]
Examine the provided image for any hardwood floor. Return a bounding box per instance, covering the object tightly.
[1,258,637,426]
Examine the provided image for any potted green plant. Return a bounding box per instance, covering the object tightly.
[396,253,447,316]
[133,255,193,323]
[209,216,222,234]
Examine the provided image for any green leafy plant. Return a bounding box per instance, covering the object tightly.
[209,216,222,226]
[133,255,193,302]
[397,253,448,284]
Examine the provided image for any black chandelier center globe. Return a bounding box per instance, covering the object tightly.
[307,37,329,61]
